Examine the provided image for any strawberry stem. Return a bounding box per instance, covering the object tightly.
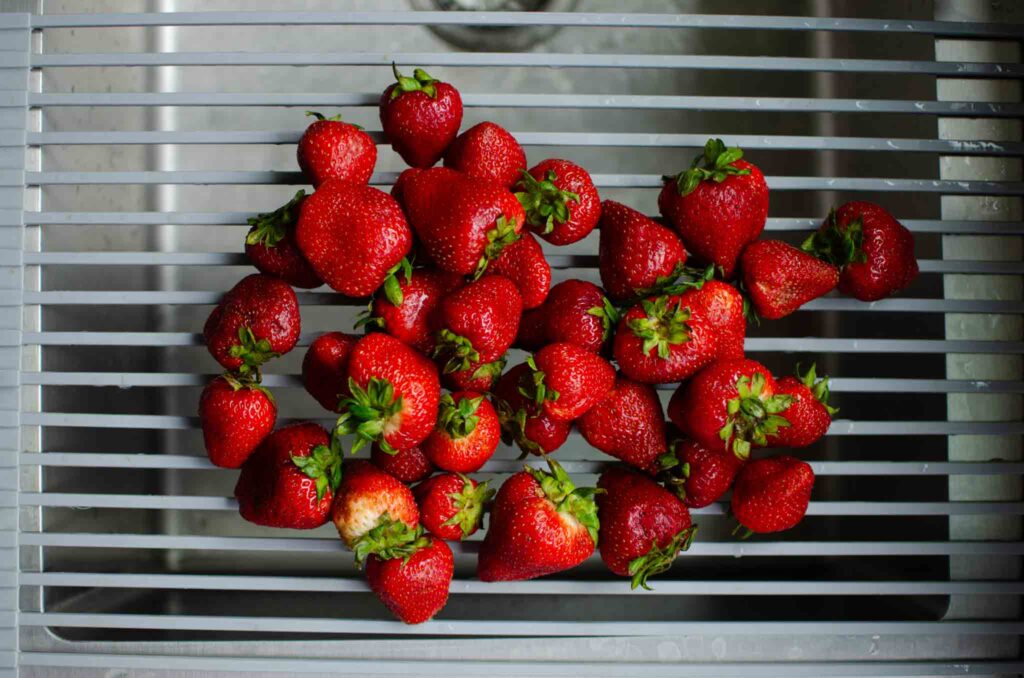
[519,355,560,407]
[352,515,429,568]
[221,371,275,404]
[655,444,691,501]
[290,438,344,502]
[227,326,280,374]
[334,377,404,454]
[380,257,414,307]
[524,457,603,546]
[718,372,793,461]
[586,294,621,343]
[469,355,507,385]
[495,399,545,457]
[436,393,482,440]
[432,329,481,374]
[801,209,868,268]
[245,190,305,249]
[796,362,839,416]
[626,296,691,359]
[474,214,521,279]
[668,138,751,197]
[389,63,439,100]
[513,169,580,234]
[440,474,495,540]
[627,525,698,590]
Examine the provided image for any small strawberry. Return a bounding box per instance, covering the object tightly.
[542,279,619,355]
[492,364,572,456]
[244,191,323,289]
[302,331,358,413]
[422,391,501,473]
[442,355,507,393]
[659,138,769,278]
[596,465,695,589]
[656,437,741,509]
[413,472,494,541]
[432,275,522,375]
[578,375,666,473]
[514,307,547,351]
[235,422,340,529]
[370,443,435,484]
[478,458,600,581]
[731,455,814,535]
[485,232,551,310]
[331,459,419,551]
[522,343,616,422]
[802,201,918,302]
[366,532,454,624]
[740,240,839,319]
[515,159,600,246]
[297,112,376,188]
[767,363,837,448]
[443,121,526,189]
[380,65,462,169]
[598,200,688,302]
[204,273,300,373]
[361,267,463,355]
[199,373,276,468]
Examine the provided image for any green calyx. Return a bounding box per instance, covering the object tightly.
[441,474,496,539]
[335,377,403,455]
[525,457,603,546]
[245,190,305,249]
[496,399,544,457]
[389,63,439,100]
[655,445,691,502]
[227,326,280,374]
[801,209,867,269]
[470,355,507,386]
[432,329,481,375]
[586,295,621,343]
[627,296,692,360]
[718,372,794,461]
[305,111,363,129]
[628,525,698,590]
[221,370,275,403]
[514,169,580,234]
[519,355,560,407]
[291,437,344,502]
[352,514,430,568]
[474,214,521,279]
[380,257,414,308]
[437,393,483,440]
[796,362,839,416]
[669,138,751,197]
[354,300,385,331]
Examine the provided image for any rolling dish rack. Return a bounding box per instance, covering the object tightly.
[0,1,1022,675]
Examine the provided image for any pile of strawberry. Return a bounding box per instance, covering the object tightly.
[198,66,920,624]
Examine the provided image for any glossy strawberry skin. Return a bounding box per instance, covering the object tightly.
[370,443,435,484]
[297,117,376,188]
[371,269,464,355]
[731,455,814,534]
[532,342,616,422]
[366,536,453,624]
[486,232,551,310]
[204,274,300,372]
[667,438,742,509]
[599,200,687,301]
[767,376,832,448]
[442,357,506,393]
[302,332,358,413]
[443,121,526,189]
[413,473,489,541]
[578,376,666,474]
[199,376,276,469]
[422,392,501,473]
[492,364,572,456]
[295,180,413,298]
[235,422,333,529]
[380,77,462,169]
[435,275,522,365]
[740,240,838,319]
[331,460,419,548]
[519,159,601,246]
[831,201,918,301]
[543,280,615,355]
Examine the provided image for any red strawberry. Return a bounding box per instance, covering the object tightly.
[413,472,494,541]
[731,455,814,535]
[656,438,742,509]
[542,279,619,355]
[422,391,501,473]
[515,159,601,246]
[366,533,453,624]
[302,331,358,413]
[390,167,421,207]
[433,275,522,375]
[740,240,838,319]
[199,374,276,468]
[442,356,507,393]
[492,364,572,456]
[668,358,792,461]
[523,343,616,422]
[514,307,547,351]
[802,201,918,302]
[659,138,769,278]
[362,267,463,355]
[443,121,526,189]
[297,112,376,188]
[402,167,526,276]
[613,280,745,384]
[295,179,413,298]
[478,458,600,581]
[596,466,695,589]
[578,375,666,473]
[767,364,837,448]
[337,333,440,453]
[598,200,688,302]
[245,191,323,289]
[370,443,435,484]
[485,232,551,310]
[235,422,339,529]
[204,273,300,373]
[331,459,419,551]
[380,65,462,169]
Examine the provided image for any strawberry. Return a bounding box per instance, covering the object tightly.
[235,422,340,529]
[401,167,526,277]
[613,280,745,384]
[199,373,276,468]
[336,333,440,453]
[302,331,358,413]
[413,472,494,541]
[514,307,547,351]
[204,273,300,373]
[767,363,837,448]
[598,200,688,302]
[659,138,769,278]
[485,232,551,310]
[432,275,522,375]
[668,358,793,461]
[492,364,572,456]
[370,443,435,484]
[542,279,619,355]
[740,240,838,319]
[244,191,323,289]
[297,112,376,188]
[656,437,741,509]
[422,391,501,473]
[361,267,463,355]
[442,356,507,393]
[380,65,462,169]
[331,459,419,551]
[802,201,918,302]
[596,466,695,589]
[522,343,616,422]
[443,121,526,189]
[478,458,600,581]
[515,159,601,246]
[365,532,454,624]
[295,179,413,298]
[390,167,421,207]
[578,375,666,473]
[731,455,814,535]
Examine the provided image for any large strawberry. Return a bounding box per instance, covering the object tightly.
[522,343,616,422]
[659,138,769,278]
[578,375,666,473]
[297,112,376,187]
[740,240,838,319]
[204,273,300,373]
[731,455,814,535]
[365,532,454,624]
[361,267,463,355]
[336,333,440,453]
[295,179,412,298]
[656,437,741,509]
[422,392,501,473]
[492,363,572,456]
[302,331,358,413]
[767,364,837,448]
[802,201,918,302]
[542,279,619,355]
[414,472,494,541]
[478,458,600,581]
[432,275,522,375]
[515,159,601,246]
[598,200,688,302]
[443,121,526,189]
[245,191,323,289]
[379,65,462,169]
[370,443,435,485]
[199,373,276,468]
[668,358,792,461]
[485,231,551,310]
[235,422,340,529]
[331,459,419,552]
[596,466,695,589]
